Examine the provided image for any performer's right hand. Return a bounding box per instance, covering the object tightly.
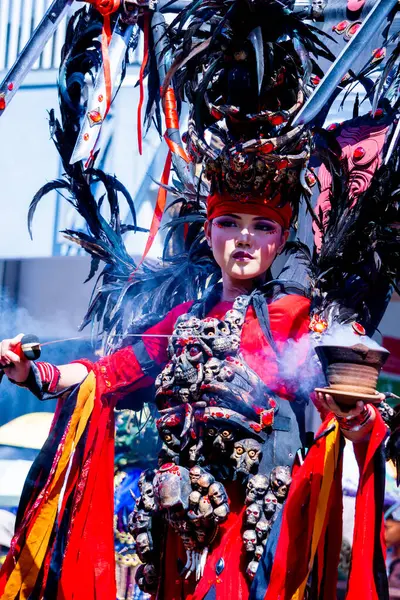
[0,333,31,383]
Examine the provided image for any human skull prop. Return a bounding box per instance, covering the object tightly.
[208,482,228,507]
[197,473,215,496]
[264,489,278,518]
[204,357,222,382]
[270,466,292,501]
[231,439,263,475]
[255,545,264,561]
[141,480,156,512]
[245,502,262,526]
[173,314,202,338]
[198,495,214,519]
[136,532,152,560]
[143,563,159,589]
[216,365,235,382]
[153,464,191,511]
[188,490,201,513]
[246,560,259,581]
[128,509,151,537]
[233,295,249,312]
[224,309,245,334]
[243,529,257,553]
[206,425,235,454]
[255,518,270,543]
[189,465,203,489]
[213,503,230,523]
[246,474,269,505]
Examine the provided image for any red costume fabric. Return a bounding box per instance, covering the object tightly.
[76,294,311,600]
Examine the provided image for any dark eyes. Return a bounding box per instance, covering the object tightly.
[214,219,276,232]
[255,223,277,232]
[215,219,237,228]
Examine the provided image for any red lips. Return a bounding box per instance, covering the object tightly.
[232,250,254,260]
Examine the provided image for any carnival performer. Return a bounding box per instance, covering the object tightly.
[0,199,386,600]
[0,0,399,599]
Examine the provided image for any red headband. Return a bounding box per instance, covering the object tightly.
[207,192,293,229]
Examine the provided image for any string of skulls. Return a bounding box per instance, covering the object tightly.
[127,295,293,591]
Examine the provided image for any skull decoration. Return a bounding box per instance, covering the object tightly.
[264,489,278,519]
[243,529,257,553]
[224,309,245,334]
[246,474,269,505]
[214,503,230,522]
[255,519,270,544]
[188,490,201,513]
[201,318,237,357]
[216,364,235,382]
[204,357,222,382]
[255,545,264,561]
[189,465,204,489]
[245,502,262,527]
[141,481,156,512]
[176,314,202,334]
[246,560,259,581]
[153,463,192,511]
[232,295,250,312]
[135,563,159,594]
[231,439,263,476]
[208,482,228,507]
[198,495,214,519]
[135,532,152,562]
[197,473,216,496]
[128,509,152,538]
[270,466,292,502]
[205,424,235,455]
[155,361,175,390]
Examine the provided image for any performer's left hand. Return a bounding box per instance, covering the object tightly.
[314,391,385,442]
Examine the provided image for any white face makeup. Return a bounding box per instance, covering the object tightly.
[205,213,288,282]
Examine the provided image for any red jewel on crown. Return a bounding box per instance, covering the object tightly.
[332,20,349,34]
[353,146,366,161]
[352,322,366,336]
[269,113,286,126]
[345,22,361,39]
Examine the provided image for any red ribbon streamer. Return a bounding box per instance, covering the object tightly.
[129,151,172,279]
[164,87,180,130]
[137,13,150,155]
[164,134,191,163]
[84,1,121,123]
[85,0,121,16]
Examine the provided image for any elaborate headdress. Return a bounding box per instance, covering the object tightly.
[25,0,399,350]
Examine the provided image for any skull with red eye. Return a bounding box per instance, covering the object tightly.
[264,489,278,518]
[243,529,258,553]
[270,466,292,501]
[245,502,262,526]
